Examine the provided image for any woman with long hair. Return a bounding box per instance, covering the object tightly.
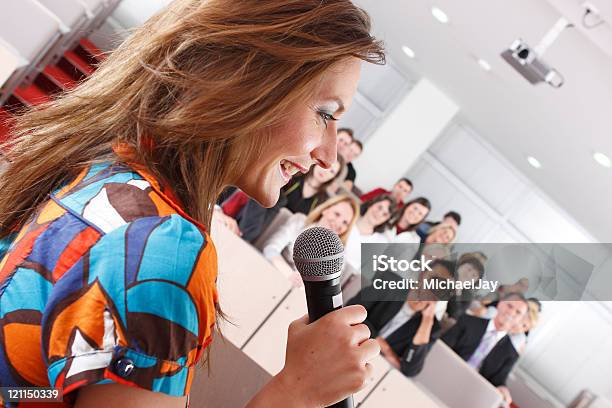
[343,194,397,271]
[424,223,457,244]
[262,194,360,284]
[0,1,384,406]
[392,196,432,242]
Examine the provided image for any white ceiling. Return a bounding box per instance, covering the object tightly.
[354,0,612,242]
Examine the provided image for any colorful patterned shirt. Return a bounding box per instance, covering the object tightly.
[0,162,218,406]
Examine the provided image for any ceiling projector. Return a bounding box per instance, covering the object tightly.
[501,39,564,88]
[501,17,571,89]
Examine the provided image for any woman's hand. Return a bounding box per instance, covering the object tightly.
[247,305,379,407]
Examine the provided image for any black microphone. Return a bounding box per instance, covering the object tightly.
[293,226,353,408]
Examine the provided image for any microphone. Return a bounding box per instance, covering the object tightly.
[293,226,353,408]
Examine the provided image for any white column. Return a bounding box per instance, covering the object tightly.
[353,78,459,192]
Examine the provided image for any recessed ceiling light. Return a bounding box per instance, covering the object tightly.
[402,45,416,58]
[477,59,492,71]
[431,6,449,24]
[527,156,542,169]
[593,152,611,168]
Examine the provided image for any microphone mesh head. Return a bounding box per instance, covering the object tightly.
[292,226,344,280]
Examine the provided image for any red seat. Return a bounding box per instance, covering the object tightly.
[13,83,51,107]
[0,108,15,144]
[42,65,77,91]
[76,37,106,64]
[63,50,96,77]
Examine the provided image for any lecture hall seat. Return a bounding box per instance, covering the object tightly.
[0,0,63,90]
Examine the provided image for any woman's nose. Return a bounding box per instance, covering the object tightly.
[310,126,338,169]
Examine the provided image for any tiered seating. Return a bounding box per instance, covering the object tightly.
[0,0,120,136]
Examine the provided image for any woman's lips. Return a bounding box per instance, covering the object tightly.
[279,160,309,183]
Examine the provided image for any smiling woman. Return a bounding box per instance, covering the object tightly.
[0,0,384,407]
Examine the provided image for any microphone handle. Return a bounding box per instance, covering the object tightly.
[303,278,354,408]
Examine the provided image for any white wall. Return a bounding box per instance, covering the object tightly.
[355,78,459,192]
[406,122,596,244]
[404,122,610,405]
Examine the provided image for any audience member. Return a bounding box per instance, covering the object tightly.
[338,133,363,191]
[393,197,432,239]
[349,254,455,375]
[445,255,486,323]
[508,299,541,354]
[337,127,353,151]
[424,223,456,244]
[344,194,397,270]
[417,210,462,239]
[262,195,360,283]
[348,286,443,377]
[442,293,530,405]
[283,156,346,215]
[360,178,413,208]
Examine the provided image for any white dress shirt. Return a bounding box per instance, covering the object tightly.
[344,227,389,271]
[467,319,507,369]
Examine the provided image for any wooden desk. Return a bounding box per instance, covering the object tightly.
[360,369,444,408]
[242,287,307,375]
[414,340,502,408]
[212,223,292,348]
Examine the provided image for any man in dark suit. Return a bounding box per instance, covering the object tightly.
[347,274,450,377]
[441,292,529,405]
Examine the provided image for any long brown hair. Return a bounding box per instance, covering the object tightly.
[305,194,360,243]
[0,0,384,237]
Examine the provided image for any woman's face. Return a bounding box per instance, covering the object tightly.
[401,202,429,225]
[426,227,455,244]
[312,160,341,186]
[457,263,480,282]
[318,201,354,236]
[235,58,362,207]
[510,315,532,335]
[365,200,391,227]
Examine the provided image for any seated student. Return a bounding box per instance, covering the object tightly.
[423,222,457,244]
[282,155,347,215]
[417,210,462,240]
[337,127,354,151]
[341,138,363,192]
[360,178,413,209]
[230,155,346,242]
[343,194,397,270]
[348,267,452,377]
[441,293,529,406]
[392,197,432,239]
[262,195,360,283]
[327,128,354,196]
[508,298,541,355]
[445,254,486,323]
[477,277,530,308]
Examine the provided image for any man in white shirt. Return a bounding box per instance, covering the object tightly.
[442,293,529,405]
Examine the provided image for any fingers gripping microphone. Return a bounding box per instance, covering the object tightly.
[293,226,353,408]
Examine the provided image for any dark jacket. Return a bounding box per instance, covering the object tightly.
[441,314,519,386]
[347,283,442,377]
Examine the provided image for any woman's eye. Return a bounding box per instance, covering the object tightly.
[318,111,338,128]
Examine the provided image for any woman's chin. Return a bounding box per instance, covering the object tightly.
[248,187,281,208]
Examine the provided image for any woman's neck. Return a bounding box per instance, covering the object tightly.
[356,217,374,235]
[302,177,320,198]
